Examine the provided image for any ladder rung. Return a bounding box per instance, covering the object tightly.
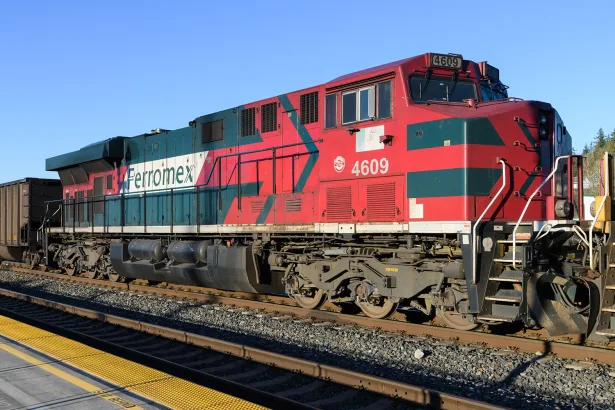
[477,315,516,323]
[493,258,522,264]
[602,306,615,313]
[606,285,615,291]
[596,329,615,337]
[490,277,523,283]
[609,264,615,268]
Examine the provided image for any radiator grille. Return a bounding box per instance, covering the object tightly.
[285,199,301,213]
[251,200,263,213]
[261,102,277,133]
[326,186,352,221]
[300,92,318,124]
[366,182,396,220]
[241,107,256,137]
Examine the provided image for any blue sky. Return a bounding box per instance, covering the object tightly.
[0,0,613,181]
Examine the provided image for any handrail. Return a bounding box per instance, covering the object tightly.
[589,151,610,270]
[512,155,571,268]
[45,138,323,232]
[471,159,507,284]
[44,138,323,206]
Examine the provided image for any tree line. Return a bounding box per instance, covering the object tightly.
[581,128,615,196]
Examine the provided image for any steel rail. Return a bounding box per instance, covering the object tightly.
[3,263,615,366]
[0,287,502,410]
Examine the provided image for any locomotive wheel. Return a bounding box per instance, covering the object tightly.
[357,299,398,319]
[292,289,326,310]
[437,309,479,331]
[83,271,97,279]
[65,267,76,276]
[107,273,121,282]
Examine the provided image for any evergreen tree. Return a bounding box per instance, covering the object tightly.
[596,128,607,149]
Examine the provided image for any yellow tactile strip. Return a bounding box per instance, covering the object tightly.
[0,315,266,410]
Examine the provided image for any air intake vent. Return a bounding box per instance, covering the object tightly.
[285,198,301,213]
[241,107,256,137]
[366,182,396,220]
[326,186,352,221]
[300,92,319,124]
[261,102,277,133]
[251,200,264,213]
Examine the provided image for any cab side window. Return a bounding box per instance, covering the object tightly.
[341,80,391,125]
[325,94,337,129]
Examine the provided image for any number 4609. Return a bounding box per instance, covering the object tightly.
[351,158,389,176]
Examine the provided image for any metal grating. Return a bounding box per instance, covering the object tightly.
[285,198,301,213]
[241,107,256,137]
[251,200,264,213]
[261,102,277,133]
[300,91,319,124]
[326,186,352,221]
[366,182,396,220]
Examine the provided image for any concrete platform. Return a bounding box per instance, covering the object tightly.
[0,314,266,409]
[0,335,159,409]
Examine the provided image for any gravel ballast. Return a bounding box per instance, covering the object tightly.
[0,269,612,409]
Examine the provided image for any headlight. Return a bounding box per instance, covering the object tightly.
[539,112,548,125]
[555,200,573,219]
[539,126,547,138]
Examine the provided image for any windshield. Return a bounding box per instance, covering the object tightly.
[480,80,508,101]
[409,75,477,103]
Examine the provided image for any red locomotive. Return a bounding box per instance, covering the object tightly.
[35,52,615,338]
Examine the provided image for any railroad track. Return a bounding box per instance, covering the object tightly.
[0,287,499,410]
[3,262,615,366]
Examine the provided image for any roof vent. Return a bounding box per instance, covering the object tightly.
[150,128,169,134]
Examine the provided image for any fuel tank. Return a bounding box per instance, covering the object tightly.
[110,241,284,293]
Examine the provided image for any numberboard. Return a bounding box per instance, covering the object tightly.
[430,53,463,69]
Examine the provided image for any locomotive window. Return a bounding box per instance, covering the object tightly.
[201,119,224,143]
[409,75,477,103]
[377,80,392,119]
[300,91,319,124]
[342,92,357,124]
[240,107,256,137]
[325,94,337,129]
[106,175,113,190]
[342,86,374,125]
[261,102,277,133]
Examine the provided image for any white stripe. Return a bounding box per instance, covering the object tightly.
[49,221,473,235]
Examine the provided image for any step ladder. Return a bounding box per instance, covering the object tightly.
[593,152,615,338]
[595,266,615,337]
[477,226,530,324]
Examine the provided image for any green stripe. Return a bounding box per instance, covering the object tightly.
[517,123,540,196]
[407,118,504,150]
[277,94,319,193]
[407,168,502,198]
[518,122,536,146]
[256,195,275,224]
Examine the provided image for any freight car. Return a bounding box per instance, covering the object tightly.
[36,52,615,339]
[0,178,62,262]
